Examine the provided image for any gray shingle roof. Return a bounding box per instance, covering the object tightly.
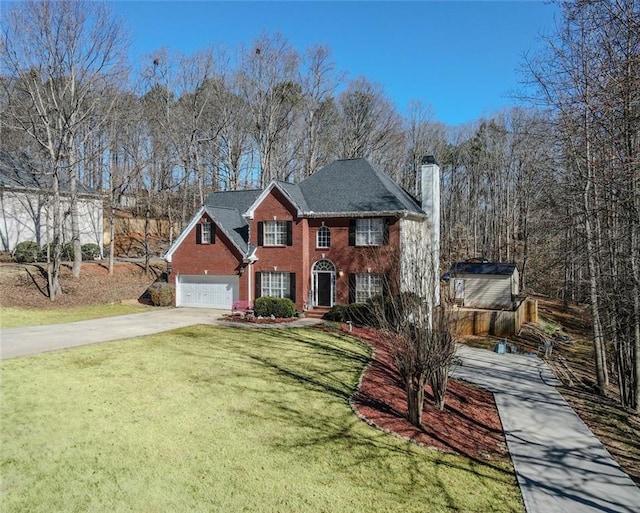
[204,189,261,212]
[449,262,517,276]
[0,152,46,189]
[204,206,249,254]
[0,151,99,196]
[274,180,309,212]
[200,158,424,254]
[298,158,424,215]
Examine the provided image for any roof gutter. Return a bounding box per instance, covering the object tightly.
[302,210,427,220]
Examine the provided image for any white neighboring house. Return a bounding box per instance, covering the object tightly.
[0,152,103,254]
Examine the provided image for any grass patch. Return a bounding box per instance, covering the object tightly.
[0,303,152,328]
[1,327,522,512]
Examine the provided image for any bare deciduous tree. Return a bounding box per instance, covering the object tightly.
[1,0,127,295]
[526,0,640,407]
[338,77,405,171]
[364,222,457,427]
[239,33,302,186]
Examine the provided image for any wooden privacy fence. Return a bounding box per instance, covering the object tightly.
[453,298,538,337]
[103,217,179,245]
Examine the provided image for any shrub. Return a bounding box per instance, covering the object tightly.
[148,282,175,307]
[13,241,40,263]
[81,243,101,260]
[254,297,295,318]
[39,242,75,261]
[325,303,377,326]
[61,242,74,261]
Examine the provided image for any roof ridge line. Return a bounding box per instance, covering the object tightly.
[206,205,241,211]
[370,162,422,212]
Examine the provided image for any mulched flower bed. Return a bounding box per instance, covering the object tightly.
[325,324,509,460]
[222,314,298,325]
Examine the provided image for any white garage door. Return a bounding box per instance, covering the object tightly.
[177,275,239,309]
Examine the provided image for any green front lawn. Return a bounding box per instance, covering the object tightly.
[0,303,152,328]
[0,327,522,512]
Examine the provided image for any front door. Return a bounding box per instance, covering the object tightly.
[312,259,336,307]
[317,273,332,306]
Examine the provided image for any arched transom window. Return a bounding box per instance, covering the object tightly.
[316,226,330,248]
[313,259,335,272]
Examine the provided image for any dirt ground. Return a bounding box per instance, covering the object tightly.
[0,260,165,309]
[537,298,640,485]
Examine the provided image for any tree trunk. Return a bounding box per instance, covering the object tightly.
[430,365,448,411]
[631,202,640,412]
[584,179,609,394]
[70,162,82,278]
[406,379,425,428]
[108,204,116,277]
[144,199,151,275]
[49,166,63,299]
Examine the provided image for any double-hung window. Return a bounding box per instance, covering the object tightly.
[355,273,383,303]
[261,271,291,299]
[263,221,288,246]
[201,222,212,244]
[356,218,383,246]
[197,222,213,244]
[316,226,330,248]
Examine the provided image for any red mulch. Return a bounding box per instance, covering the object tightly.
[335,324,509,460]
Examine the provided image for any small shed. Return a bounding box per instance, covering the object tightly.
[446,261,519,310]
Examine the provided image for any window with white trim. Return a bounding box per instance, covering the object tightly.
[355,273,383,303]
[261,272,291,299]
[264,221,287,246]
[356,218,383,246]
[316,226,330,248]
[201,222,212,244]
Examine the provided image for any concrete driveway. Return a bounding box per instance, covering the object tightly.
[453,345,640,513]
[0,308,226,359]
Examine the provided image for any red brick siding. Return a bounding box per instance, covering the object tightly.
[307,218,399,304]
[169,214,246,304]
[170,193,403,310]
[252,189,306,309]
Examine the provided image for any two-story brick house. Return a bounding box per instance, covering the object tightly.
[164,157,440,312]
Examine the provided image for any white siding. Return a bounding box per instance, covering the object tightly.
[453,274,515,309]
[399,217,438,303]
[0,189,103,252]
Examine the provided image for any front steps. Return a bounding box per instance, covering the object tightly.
[305,306,330,319]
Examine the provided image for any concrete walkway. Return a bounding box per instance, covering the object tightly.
[453,345,640,513]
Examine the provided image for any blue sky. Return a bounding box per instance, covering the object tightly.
[111,1,559,126]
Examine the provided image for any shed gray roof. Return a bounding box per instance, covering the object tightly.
[449,262,518,276]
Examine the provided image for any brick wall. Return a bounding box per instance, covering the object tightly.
[252,189,306,309]
[307,217,399,305]
[169,190,403,311]
[168,213,246,302]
